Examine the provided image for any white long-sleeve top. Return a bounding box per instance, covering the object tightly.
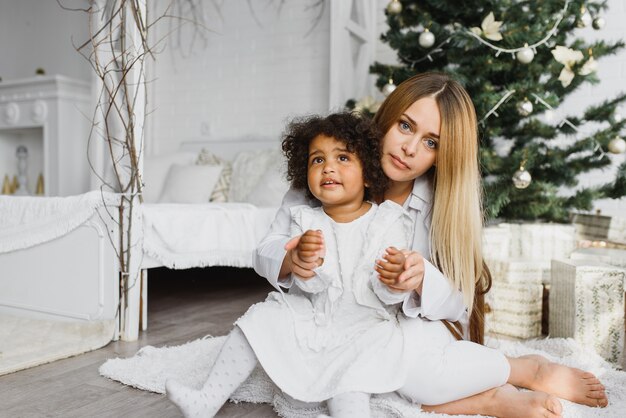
[253,176,466,322]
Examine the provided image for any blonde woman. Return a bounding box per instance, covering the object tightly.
[255,73,608,417]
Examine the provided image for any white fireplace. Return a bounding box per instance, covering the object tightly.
[0,75,91,196]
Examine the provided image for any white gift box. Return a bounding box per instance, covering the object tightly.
[486,258,551,285]
[550,259,625,364]
[570,247,626,269]
[485,281,543,339]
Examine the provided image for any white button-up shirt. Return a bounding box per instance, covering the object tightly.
[253,176,466,322]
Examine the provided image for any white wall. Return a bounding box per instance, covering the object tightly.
[0,0,91,82]
[147,0,331,155]
[373,0,626,217]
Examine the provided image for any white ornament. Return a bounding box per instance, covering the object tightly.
[387,0,402,15]
[592,16,605,30]
[470,12,503,41]
[517,99,533,116]
[608,136,626,154]
[382,79,397,96]
[577,7,592,28]
[419,30,435,48]
[552,46,584,87]
[516,44,535,64]
[512,167,532,189]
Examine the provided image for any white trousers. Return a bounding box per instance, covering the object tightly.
[397,317,510,406]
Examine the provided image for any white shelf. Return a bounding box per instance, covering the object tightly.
[0,75,91,196]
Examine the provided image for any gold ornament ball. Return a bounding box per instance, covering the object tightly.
[387,0,402,15]
[592,16,605,30]
[608,136,626,154]
[512,168,532,189]
[382,81,397,97]
[516,46,534,64]
[516,99,533,116]
[419,30,435,48]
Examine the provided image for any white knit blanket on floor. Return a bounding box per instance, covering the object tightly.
[0,191,119,253]
[99,336,626,417]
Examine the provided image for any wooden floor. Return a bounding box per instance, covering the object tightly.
[0,267,278,418]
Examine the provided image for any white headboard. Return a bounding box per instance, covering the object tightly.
[180,137,282,161]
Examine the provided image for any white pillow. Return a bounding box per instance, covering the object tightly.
[142,152,197,203]
[245,164,290,207]
[229,149,284,202]
[158,164,223,204]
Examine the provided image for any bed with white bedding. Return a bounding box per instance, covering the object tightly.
[139,138,287,271]
[141,202,279,269]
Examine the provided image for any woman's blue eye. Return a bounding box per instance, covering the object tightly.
[399,121,411,131]
[425,138,438,149]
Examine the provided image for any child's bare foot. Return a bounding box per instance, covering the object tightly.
[510,354,608,408]
[490,384,563,418]
[423,384,562,418]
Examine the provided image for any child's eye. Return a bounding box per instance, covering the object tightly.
[338,155,349,162]
[312,157,324,164]
[424,138,438,149]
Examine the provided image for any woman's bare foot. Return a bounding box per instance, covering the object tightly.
[508,354,608,408]
[423,384,562,418]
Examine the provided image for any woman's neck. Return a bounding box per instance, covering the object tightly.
[383,180,413,206]
[323,201,372,223]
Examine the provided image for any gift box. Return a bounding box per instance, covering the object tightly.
[572,213,626,245]
[570,247,626,269]
[550,259,625,364]
[486,258,551,285]
[485,281,543,339]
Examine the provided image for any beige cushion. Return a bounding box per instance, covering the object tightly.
[196,149,232,202]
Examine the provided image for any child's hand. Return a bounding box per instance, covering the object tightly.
[296,229,325,264]
[284,230,324,279]
[376,248,425,294]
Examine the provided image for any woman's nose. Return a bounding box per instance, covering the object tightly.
[402,138,419,157]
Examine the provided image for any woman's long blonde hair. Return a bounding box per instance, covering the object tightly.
[373,72,492,344]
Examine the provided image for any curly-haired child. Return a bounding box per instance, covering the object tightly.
[166,112,416,418]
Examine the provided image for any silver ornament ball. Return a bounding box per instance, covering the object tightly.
[419,30,435,48]
[382,81,397,97]
[608,136,626,154]
[387,0,402,15]
[512,168,532,189]
[516,99,534,116]
[516,47,535,64]
[592,16,605,30]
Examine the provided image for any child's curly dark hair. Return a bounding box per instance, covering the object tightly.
[281,111,388,201]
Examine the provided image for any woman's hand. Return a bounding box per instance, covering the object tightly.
[375,247,425,294]
[283,230,325,280]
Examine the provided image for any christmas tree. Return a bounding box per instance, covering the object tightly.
[367,0,626,221]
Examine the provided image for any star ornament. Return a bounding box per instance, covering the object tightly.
[470,12,503,41]
[552,46,583,87]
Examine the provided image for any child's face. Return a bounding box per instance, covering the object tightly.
[307,135,365,209]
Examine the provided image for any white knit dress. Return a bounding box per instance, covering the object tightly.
[236,201,415,402]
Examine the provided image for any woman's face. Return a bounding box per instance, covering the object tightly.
[380,97,440,184]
